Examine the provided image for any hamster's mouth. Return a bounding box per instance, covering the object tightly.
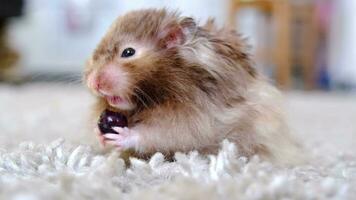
[106,95,124,105]
[105,95,133,110]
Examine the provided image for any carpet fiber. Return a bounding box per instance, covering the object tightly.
[0,83,355,199]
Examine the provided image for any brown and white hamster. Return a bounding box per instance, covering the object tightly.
[84,8,303,165]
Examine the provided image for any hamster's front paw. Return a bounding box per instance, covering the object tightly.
[103,127,140,150]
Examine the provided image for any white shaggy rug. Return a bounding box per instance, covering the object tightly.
[0,83,355,200]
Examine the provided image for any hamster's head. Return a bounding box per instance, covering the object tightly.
[84,9,197,111]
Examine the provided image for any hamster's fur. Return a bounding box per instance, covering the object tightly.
[84,9,304,165]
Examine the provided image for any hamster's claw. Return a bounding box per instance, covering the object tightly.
[103,127,139,150]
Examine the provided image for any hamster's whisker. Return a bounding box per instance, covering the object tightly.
[133,86,158,108]
[129,90,150,109]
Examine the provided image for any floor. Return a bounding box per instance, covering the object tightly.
[0,83,355,199]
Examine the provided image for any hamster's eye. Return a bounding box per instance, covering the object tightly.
[121,47,136,58]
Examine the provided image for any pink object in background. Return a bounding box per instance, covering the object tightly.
[65,0,94,33]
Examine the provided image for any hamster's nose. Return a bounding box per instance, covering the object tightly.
[94,77,100,91]
[87,70,101,91]
[95,74,103,91]
[95,72,114,94]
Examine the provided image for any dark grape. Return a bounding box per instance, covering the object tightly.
[98,109,128,134]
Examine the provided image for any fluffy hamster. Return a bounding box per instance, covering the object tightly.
[84,8,304,165]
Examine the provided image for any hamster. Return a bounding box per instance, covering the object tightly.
[84,8,304,165]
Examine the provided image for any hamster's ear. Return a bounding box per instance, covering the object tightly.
[158,17,196,49]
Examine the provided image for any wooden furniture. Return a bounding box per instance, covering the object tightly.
[0,0,23,81]
[228,0,319,89]
[291,3,318,89]
[228,0,292,89]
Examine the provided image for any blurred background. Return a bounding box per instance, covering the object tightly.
[0,0,355,158]
[1,2,356,199]
[0,0,355,90]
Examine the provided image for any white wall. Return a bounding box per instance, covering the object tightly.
[328,0,356,87]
